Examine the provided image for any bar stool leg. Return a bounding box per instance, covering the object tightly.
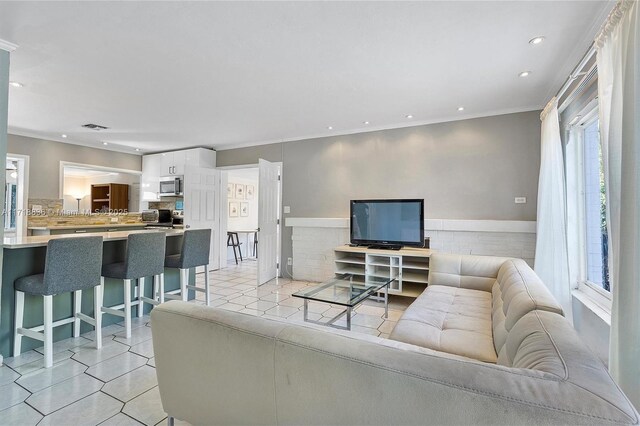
[152,275,158,304]
[73,290,82,338]
[43,295,53,368]
[159,273,165,304]
[138,277,145,318]
[94,282,103,349]
[180,269,188,301]
[13,290,25,357]
[123,279,132,339]
[204,265,211,306]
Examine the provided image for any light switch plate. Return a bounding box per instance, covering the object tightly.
[283,206,291,214]
[32,204,43,212]
[515,197,527,204]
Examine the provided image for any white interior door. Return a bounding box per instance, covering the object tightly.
[257,159,281,285]
[184,167,220,271]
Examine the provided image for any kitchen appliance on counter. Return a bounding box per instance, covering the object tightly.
[143,209,176,229]
[172,210,184,227]
[159,176,183,197]
[141,209,159,223]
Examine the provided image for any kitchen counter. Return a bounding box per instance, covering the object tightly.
[1,228,191,358]
[27,223,147,231]
[4,228,184,249]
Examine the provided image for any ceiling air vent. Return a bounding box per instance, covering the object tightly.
[82,123,109,131]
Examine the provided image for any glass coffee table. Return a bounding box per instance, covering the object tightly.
[292,274,394,330]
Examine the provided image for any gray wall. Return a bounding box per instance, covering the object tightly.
[217,111,542,273]
[7,134,142,199]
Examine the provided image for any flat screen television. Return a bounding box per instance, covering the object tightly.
[350,199,424,249]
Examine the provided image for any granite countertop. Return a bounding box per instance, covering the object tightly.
[27,223,148,230]
[3,228,184,249]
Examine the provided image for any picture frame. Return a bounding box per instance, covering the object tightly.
[235,184,245,199]
[229,201,239,217]
[227,183,235,198]
[245,184,255,200]
[240,202,249,217]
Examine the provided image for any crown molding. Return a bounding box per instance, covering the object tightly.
[0,39,18,52]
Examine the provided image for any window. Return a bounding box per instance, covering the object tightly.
[582,118,610,292]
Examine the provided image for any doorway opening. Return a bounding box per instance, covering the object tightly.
[219,159,282,286]
[5,154,29,239]
[60,163,142,213]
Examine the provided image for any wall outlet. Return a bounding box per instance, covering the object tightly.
[515,197,527,204]
[287,257,293,266]
[284,206,291,214]
[110,217,118,223]
[32,204,43,212]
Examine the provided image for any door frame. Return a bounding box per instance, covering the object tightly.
[6,153,29,238]
[218,163,282,276]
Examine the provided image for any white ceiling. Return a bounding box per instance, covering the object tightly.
[0,1,613,155]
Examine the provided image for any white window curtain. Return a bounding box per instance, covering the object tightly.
[595,0,640,408]
[534,98,572,319]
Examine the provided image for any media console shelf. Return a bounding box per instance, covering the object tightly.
[334,245,433,298]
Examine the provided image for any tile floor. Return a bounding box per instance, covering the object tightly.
[0,259,410,425]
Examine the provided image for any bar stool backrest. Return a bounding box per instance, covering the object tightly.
[125,232,167,278]
[180,229,212,269]
[43,236,103,295]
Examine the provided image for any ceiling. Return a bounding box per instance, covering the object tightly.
[0,1,613,155]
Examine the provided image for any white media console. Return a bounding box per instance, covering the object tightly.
[333,245,433,298]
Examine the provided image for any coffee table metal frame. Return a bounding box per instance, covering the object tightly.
[292,274,393,331]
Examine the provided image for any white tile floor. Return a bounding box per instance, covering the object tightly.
[0,260,410,425]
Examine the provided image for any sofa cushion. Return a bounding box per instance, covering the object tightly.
[389,285,497,363]
[491,259,564,355]
[429,253,508,292]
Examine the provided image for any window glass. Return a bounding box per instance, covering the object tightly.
[583,119,610,291]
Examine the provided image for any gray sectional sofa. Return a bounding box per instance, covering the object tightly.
[151,254,639,425]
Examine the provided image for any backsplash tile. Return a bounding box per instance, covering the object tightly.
[26,199,143,228]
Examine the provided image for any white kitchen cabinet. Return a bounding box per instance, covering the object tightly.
[141,148,216,209]
[184,148,216,169]
[161,152,178,176]
[141,153,163,204]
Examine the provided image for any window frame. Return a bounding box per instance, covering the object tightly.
[574,107,612,309]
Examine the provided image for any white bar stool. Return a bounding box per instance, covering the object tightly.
[101,232,166,339]
[164,229,212,306]
[14,236,104,368]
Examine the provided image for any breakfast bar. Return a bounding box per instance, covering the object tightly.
[0,229,193,358]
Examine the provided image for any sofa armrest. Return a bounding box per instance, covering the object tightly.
[429,253,510,292]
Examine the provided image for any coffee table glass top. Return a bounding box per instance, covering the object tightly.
[292,274,393,307]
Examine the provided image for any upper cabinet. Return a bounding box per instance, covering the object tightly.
[140,148,216,208]
[159,148,215,176]
[161,151,185,176]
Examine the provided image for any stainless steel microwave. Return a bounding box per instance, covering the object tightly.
[159,176,183,197]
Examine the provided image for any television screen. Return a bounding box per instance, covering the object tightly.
[350,199,424,247]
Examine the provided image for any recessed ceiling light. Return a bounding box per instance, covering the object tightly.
[327,126,333,130]
[102,142,108,146]
[406,115,413,119]
[529,36,545,45]
[457,107,465,111]
[363,121,370,125]
[135,148,141,152]
[61,134,67,138]
[9,81,23,88]
[519,71,531,78]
